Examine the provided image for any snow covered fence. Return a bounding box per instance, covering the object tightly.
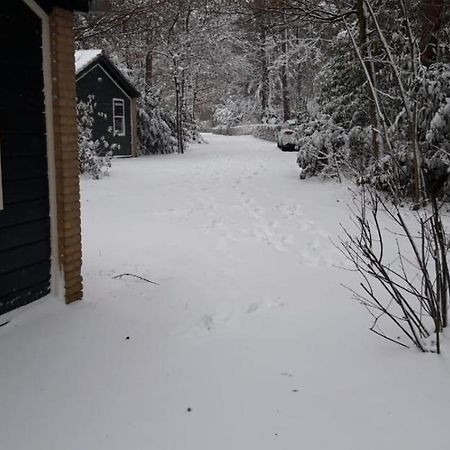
[251,124,278,142]
[211,125,256,136]
[211,124,279,142]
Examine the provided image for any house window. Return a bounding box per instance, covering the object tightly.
[113,98,125,136]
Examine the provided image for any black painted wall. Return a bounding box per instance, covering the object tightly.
[77,64,133,156]
[0,2,52,315]
[36,0,90,12]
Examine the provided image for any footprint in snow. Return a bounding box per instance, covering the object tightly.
[199,314,214,330]
[246,303,261,314]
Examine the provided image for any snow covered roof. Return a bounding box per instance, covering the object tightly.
[74,49,140,98]
[75,49,102,73]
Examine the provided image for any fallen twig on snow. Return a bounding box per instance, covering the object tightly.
[112,273,160,286]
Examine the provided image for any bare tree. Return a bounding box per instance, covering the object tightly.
[340,184,450,353]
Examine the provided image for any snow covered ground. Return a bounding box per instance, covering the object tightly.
[1,133,450,450]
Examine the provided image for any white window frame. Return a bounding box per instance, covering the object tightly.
[112,98,126,136]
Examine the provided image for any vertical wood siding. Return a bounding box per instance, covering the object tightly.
[0,3,51,315]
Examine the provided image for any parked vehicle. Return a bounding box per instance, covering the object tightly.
[276,120,297,151]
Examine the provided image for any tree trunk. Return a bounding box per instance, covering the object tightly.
[181,68,187,149]
[280,27,291,122]
[259,27,269,120]
[250,0,270,120]
[174,69,184,154]
[295,27,304,113]
[191,73,198,122]
[357,0,380,159]
[145,50,153,87]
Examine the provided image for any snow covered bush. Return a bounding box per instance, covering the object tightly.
[211,124,278,142]
[138,92,177,154]
[77,96,113,180]
[138,91,202,154]
[296,115,348,179]
[184,121,203,144]
[419,64,450,163]
[426,99,450,150]
[213,99,243,128]
[317,36,367,129]
[212,125,257,136]
[347,126,373,171]
[354,64,450,198]
[211,125,236,136]
[363,153,404,193]
[212,96,260,128]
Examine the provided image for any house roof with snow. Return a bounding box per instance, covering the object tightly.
[75,49,103,73]
[75,50,140,98]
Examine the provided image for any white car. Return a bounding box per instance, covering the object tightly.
[276,121,297,151]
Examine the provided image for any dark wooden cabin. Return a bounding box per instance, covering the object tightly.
[0,0,88,317]
[75,50,140,157]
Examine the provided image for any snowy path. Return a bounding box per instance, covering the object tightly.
[1,134,450,450]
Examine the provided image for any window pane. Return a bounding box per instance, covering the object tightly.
[113,99,125,136]
[114,117,124,135]
[114,100,124,117]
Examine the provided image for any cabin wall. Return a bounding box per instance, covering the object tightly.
[0,2,83,316]
[0,2,52,314]
[77,64,133,156]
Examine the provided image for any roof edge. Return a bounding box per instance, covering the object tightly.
[76,53,140,98]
